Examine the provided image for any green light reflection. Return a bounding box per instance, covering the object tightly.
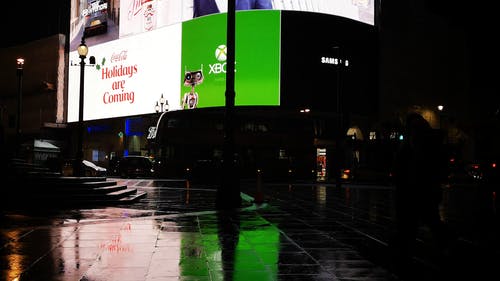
[180,214,279,280]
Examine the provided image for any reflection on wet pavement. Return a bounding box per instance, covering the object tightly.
[2,212,301,280]
[1,179,498,280]
[0,180,368,280]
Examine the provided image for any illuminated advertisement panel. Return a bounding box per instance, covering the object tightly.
[68,0,375,122]
[181,11,280,109]
[70,0,373,50]
[67,23,182,121]
[95,0,373,43]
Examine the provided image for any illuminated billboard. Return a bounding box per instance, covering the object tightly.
[68,0,375,122]
[181,11,281,109]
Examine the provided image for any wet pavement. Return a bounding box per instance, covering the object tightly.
[1,179,499,280]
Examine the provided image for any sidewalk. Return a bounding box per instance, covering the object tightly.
[1,179,498,280]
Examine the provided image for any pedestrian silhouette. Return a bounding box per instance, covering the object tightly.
[390,112,451,276]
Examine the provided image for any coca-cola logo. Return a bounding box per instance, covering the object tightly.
[111,51,128,63]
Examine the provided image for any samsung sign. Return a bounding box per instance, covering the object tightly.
[321,56,349,66]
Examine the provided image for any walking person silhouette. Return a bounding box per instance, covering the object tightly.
[390,112,451,276]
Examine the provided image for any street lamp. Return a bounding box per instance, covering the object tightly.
[437,105,445,129]
[154,94,169,113]
[159,94,165,112]
[15,58,24,158]
[75,38,88,177]
[333,46,344,188]
[333,46,342,124]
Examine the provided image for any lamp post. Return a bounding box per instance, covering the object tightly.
[15,58,24,158]
[159,94,165,112]
[75,38,88,177]
[333,46,342,127]
[333,46,343,188]
[155,94,169,113]
[437,105,444,129]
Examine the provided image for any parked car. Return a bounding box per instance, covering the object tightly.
[116,156,155,178]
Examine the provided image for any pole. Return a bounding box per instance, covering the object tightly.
[334,46,343,188]
[15,59,24,158]
[216,0,241,209]
[75,39,87,177]
[336,51,341,125]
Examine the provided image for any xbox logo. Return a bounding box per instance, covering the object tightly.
[215,45,227,62]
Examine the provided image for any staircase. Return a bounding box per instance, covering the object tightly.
[4,159,147,208]
[28,176,147,205]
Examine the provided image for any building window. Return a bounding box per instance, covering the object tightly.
[242,122,268,133]
[279,149,287,160]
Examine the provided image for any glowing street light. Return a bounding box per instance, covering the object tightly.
[75,37,89,177]
[16,58,24,157]
[155,94,169,113]
[15,58,24,157]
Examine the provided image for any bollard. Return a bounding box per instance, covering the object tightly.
[185,167,191,204]
[185,167,191,189]
[254,169,264,204]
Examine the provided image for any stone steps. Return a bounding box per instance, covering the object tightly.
[3,158,147,209]
[21,176,147,206]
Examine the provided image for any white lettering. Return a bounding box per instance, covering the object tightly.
[321,57,339,65]
[147,127,157,139]
[321,57,350,66]
[209,61,237,74]
[82,2,108,17]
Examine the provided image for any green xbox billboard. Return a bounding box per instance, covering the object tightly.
[181,11,281,109]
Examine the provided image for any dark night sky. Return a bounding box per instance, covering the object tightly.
[383,2,499,105]
[2,1,69,48]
